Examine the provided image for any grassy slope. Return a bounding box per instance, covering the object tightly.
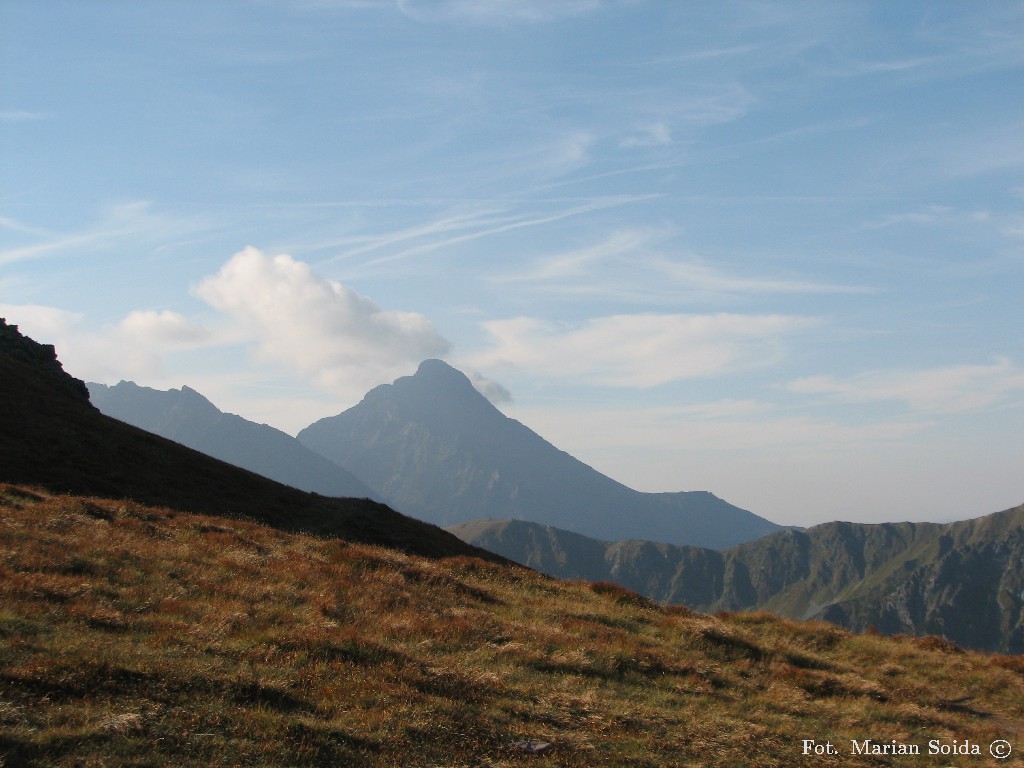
[2,485,1023,768]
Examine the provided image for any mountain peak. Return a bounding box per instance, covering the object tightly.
[298,361,783,547]
[412,358,475,389]
[96,380,219,416]
[177,384,217,410]
[373,359,495,416]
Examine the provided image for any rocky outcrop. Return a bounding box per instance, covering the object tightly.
[0,318,90,404]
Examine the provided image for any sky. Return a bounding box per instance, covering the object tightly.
[2,1,1023,528]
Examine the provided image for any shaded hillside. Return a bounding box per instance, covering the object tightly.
[451,509,1024,653]
[4,486,1023,767]
[0,318,491,561]
[88,380,378,499]
[298,359,782,548]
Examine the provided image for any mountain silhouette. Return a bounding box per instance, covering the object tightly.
[89,380,378,499]
[298,359,783,548]
[0,318,493,560]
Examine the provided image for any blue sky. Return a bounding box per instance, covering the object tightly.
[2,0,1023,527]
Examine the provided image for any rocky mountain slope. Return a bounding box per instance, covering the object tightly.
[0,317,491,560]
[298,359,782,549]
[451,511,1024,653]
[88,380,378,499]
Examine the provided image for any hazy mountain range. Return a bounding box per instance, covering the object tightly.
[449,513,1024,653]
[296,360,783,549]
[88,360,782,549]
[88,380,377,500]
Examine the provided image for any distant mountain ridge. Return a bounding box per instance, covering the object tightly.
[0,317,494,561]
[88,380,378,500]
[297,359,783,549]
[449,509,1024,653]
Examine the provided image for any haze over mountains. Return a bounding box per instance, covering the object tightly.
[297,360,783,549]
[451,513,1024,654]
[88,360,782,549]
[88,380,377,500]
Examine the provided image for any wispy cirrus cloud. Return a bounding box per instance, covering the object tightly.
[621,122,673,149]
[0,110,50,123]
[473,312,815,387]
[396,0,602,26]
[861,205,996,231]
[789,357,1024,414]
[318,196,655,269]
[493,228,872,299]
[0,202,216,266]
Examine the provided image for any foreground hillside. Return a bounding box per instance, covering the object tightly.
[452,511,1024,654]
[298,360,782,548]
[2,485,1023,767]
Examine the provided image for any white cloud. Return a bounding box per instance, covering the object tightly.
[789,357,1024,414]
[4,248,457,411]
[466,369,512,404]
[193,246,451,393]
[474,312,814,387]
[0,303,212,384]
[118,310,209,344]
[0,304,83,340]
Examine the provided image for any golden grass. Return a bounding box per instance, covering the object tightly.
[1,483,1023,767]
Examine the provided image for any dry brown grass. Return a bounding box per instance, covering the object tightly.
[2,483,1023,767]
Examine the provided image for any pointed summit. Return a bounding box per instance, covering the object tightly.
[399,359,484,402]
[298,361,784,547]
[414,357,469,383]
[178,384,218,408]
[358,359,504,433]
